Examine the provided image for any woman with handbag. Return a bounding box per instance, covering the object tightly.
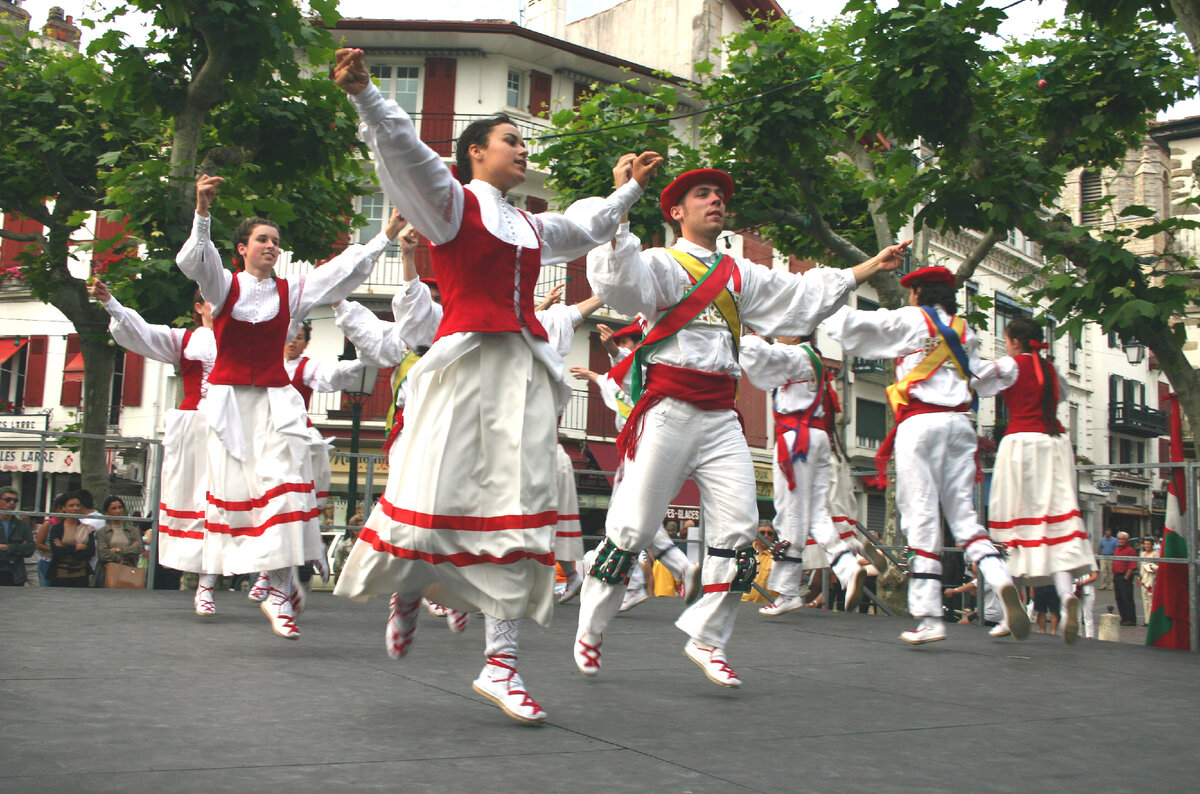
[45,493,96,588]
[95,496,144,587]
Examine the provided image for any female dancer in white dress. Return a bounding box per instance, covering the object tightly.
[974,317,1095,644]
[331,47,659,722]
[91,280,217,615]
[177,174,390,639]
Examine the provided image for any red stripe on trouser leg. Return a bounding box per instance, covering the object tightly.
[910,548,942,561]
[703,583,732,593]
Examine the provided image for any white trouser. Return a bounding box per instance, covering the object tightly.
[768,429,856,597]
[1079,583,1096,638]
[896,412,1012,619]
[577,399,758,648]
[648,526,691,579]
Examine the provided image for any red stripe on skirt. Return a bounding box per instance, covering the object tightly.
[160,525,204,540]
[555,530,583,538]
[557,514,581,521]
[207,481,315,511]
[376,496,557,532]
[832,515,858,526]
[159,503,206,520]
[999,530,1090,548]
[988,509,1082,530]
[206,508,320,537]
[358,527,555,567]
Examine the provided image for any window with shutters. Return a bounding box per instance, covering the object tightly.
[506,70,522,108]
[855,398,887,448]
[370,64,420,114]
[1080,169,1103,225]
[0,338,28,409]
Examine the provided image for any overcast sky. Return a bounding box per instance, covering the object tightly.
[16,0,1197,118]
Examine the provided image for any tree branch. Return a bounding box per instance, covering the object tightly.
[39,151,101,211]
[954,228,1004,287]
[0,228,43,244]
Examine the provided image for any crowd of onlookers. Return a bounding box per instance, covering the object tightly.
[1,490,1168,631]
[0,487,148,588]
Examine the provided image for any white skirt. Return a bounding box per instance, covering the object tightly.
[157,409,208,573]
[553,444,583,562]
[335,334,559,626]
[201,386,322,575]
[308,426,333,510]
[988,432,1096,585]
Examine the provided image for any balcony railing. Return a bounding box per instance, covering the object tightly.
[1109,401,1168,438]
[851,357,888,376]
[408,112,553,159]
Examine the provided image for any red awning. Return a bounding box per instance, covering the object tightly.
[63,352,85,383]
[0,338,26,367]
[584,441,700,507]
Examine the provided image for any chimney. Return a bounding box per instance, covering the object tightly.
[43,6,82,50]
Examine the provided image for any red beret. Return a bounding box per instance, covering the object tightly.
[611,318,645,341]
[900,266,955,289]
[659,169,735,221]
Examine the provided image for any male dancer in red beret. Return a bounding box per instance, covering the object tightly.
[823,265,1031,644]
[575,167,908,686]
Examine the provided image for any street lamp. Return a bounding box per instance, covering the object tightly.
[1123,340,1146,366]
[342,363,378,522]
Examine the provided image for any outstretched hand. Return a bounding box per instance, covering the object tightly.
[195,174,224,217]
[569,366,599,383]
[874,239,912,272]
[630,151,664,189]
[384,208,407,241]
[88,279,111,304]
[535,284,564,311]
[332,48,370,95]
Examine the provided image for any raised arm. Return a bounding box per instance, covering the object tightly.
[301,359,369,393]
[91,281,185,365]
[391,279,442,351]
[739,336,816,392]
[335,48,464,246]
[536,152,660,265]
[586,226,678,318]
[333,300,410,368]
[176,175,232,313]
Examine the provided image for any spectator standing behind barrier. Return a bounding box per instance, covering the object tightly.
[742,526,777,604]
[0,488,35,586]
[1139,537,1158,627]
[34,493,68,586]
[94,496,144,587]
[1097,529,1118,589]
[43,492,97,587]
[1111,532,1138,625]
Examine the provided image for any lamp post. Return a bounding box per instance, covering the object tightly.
[1123,340,1146,366]
[342,364,379,522]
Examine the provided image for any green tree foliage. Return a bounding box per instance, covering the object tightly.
[86,0,367,325]
[0,31,156,497]
[533,79,698,245]
[0,2,369,495]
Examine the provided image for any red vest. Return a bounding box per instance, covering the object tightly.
[289,357,313,409]
[178,329,205,411]
[1002,354,1063,435]
[207,273,292,387]
[430,189,548,343]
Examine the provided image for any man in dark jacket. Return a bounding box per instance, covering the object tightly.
[0,488,35,586]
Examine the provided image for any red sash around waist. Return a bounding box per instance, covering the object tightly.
[615,364,737,462]
[869,399,970,488]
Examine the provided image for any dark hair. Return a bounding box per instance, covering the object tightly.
[51,492,68,511]
[102,496,125,514]
[70,489,95,510]
[192,286,205,325]
[454,114,517,184]
[913,282,958,315]
[1005,317,1061,436]
[232,217,281,268]
[296,321,312,343]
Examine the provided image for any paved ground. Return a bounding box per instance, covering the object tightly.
[2,587,1197,793]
